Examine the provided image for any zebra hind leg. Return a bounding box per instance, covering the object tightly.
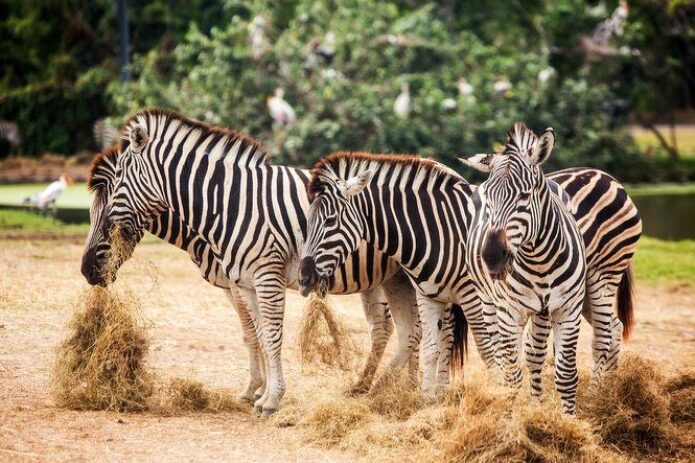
[416,295,448,401]
[587,279,621,385]
[525,311,551,397]
[349,288,393,395]
[370,276,420,393]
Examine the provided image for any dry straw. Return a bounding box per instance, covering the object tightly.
[51,285,153,411]
[52,226,152,411]
[163,378,245,413]
[296,294,361,370]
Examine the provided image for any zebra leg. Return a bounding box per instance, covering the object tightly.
[223,287,265,404]
[525,311,551,397]
[460,297,499,371]
[552,304,582,415]
[349,288,393,395]
[407,301,422,387]
[417,295,447,400]
[436,306,454,390]
[241,273,287,416]
[497,306,526,388]
[587,278,622,385]
[371,275,420,392]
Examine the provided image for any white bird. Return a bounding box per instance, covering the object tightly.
[538,67,555,85]
[267,88,296,125]
[248,16,267,60]
[24,174,73,210]
[458,77,474,97]
[393,83,411,118]
[493,78,512,94]
[441,98,457,110]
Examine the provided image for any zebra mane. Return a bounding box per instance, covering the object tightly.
[308,151,468,201]
[119,108,270,167]
[87,145,119,192]
[501,122,538,156]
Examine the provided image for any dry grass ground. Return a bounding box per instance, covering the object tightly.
[1,238,693,462]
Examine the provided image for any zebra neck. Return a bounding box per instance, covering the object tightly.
[362,182,471,281]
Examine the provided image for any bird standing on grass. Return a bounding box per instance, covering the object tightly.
[267,88,297,126]
[23,174,74,212]
[393,83,411,118]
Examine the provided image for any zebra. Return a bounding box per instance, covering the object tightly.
[84,109,421,415]
[0,119,21,152]
[299,141,640,409]
[461,124,588,414]
[93,118,120,151]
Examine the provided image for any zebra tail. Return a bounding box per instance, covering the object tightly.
[450,304,468,376]
[617,263,635,340]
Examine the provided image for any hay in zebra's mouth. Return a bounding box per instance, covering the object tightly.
[296,294,361,371]
[51,285,154,411]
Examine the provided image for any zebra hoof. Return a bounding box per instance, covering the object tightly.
[346,383,369,396]
[253,403,264,415]
[261,406,278,417]
[237,393,255,405]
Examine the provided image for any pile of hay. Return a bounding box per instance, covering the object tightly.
[53,227,152,411]
[296,295,361,370]
[163,378,244,413]
[275,356,695,463]
[52,286,153,411]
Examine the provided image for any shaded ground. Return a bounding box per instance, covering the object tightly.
[0,239,693,462]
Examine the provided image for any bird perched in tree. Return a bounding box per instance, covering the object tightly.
[267,88,296,125]
[458,77,474,97]
[248,16,267,60]
[493,78,512,95]
[581,0,629,60]
[393,83,411,118]
[302,32,337,76]
[23,174,74,211]
[0,119,21,152]
[538,67,555,85]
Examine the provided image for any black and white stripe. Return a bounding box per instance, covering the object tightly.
[463,124,586,414]
[83,110,421,414]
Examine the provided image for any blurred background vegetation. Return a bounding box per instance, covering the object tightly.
[1,0,694,183]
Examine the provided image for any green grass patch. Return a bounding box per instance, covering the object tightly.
[633,237,695,288]
[0,182,91,208]
[627,182,695,197]
[632,126,695,159]
[0,209,90,237]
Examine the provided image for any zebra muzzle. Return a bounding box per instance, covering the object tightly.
[298,256,319,297]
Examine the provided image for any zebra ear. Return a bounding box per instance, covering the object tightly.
[129,124,149,154]
[531,128,554,165]
[344,169,374,197]
[459,154,495,172]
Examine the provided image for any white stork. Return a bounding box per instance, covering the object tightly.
[458,77,474,97]
[267,88,296,125]
[24,174,74,211]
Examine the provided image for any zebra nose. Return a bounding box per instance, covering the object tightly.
[298,257,318,296]
[482,229,511,274]
[81,248,105,286]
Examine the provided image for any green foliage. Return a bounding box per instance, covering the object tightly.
[0,0,693,183]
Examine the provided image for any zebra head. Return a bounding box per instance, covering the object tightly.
[81,146,146,285]
[460,123,555,279]
[299,167,374,297]
[103,117,167,272]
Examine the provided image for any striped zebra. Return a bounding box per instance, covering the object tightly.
[463,124,587,414]
[0,119,21,151]
[85,109,421,415]
[93,118,120,151]
[299,141,640,409]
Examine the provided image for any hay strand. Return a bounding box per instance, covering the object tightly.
[296,295,360,370]
[52,286,153,411]
[164,378,245,413]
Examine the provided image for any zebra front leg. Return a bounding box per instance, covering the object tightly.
[371,278,420,392]
[224,288,265,404]
[349,288,393,395]
[497,306,526,388]
[417,295,447,401]
[552,305,582,415]
[525,311,551,397]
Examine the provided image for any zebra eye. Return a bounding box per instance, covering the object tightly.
[519,192,531,201]
[325,217,337,227]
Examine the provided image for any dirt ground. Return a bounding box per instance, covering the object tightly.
[1,238,694,462]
